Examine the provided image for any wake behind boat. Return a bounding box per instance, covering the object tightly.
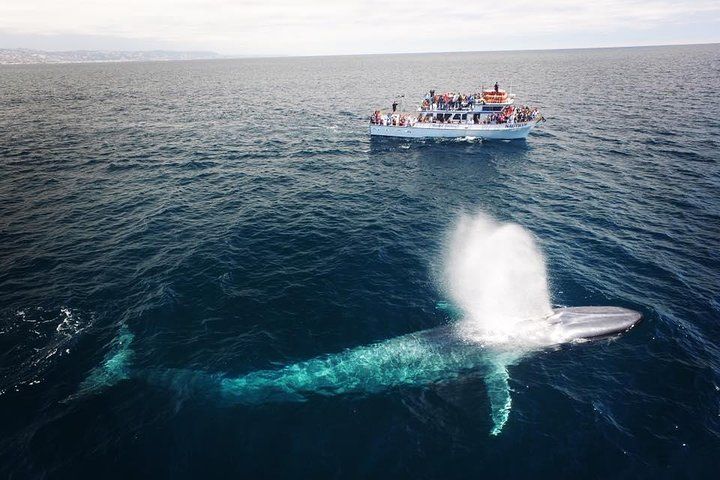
[369,83,544,140]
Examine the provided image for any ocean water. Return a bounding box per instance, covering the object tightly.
[1,44,720,478]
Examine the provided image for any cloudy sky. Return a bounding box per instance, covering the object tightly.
[1,0,719,55]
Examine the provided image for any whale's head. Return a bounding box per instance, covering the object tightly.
[545,306,642,344]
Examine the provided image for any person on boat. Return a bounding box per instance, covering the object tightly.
[392,100,398,113]
[494,82,499,93]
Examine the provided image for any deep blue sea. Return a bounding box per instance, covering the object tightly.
[1,44,720,479]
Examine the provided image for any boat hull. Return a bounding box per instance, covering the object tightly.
[369,122,536,140]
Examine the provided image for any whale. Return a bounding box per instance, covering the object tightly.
[76,305,641,436]
[76,212,643,435]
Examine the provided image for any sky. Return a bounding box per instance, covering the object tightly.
[0,0,719,56]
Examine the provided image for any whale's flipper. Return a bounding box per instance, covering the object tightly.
[76,324,134,396]
[485,362,512,436]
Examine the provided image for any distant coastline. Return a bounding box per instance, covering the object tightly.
[0,48,222,65]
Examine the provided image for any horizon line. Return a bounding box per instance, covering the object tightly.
[1,41,717,65]
[241,40,719,60]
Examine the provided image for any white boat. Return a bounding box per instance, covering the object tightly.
[369,87,544,140]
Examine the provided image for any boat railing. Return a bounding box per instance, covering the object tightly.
[408,121,533,129]
[418,101,513,112]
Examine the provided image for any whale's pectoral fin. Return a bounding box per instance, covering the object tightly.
[73,324,135,398]
[485,363,512,436]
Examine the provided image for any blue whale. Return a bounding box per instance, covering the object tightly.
[78,306,641,435]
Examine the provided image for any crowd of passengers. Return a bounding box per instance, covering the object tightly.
[370,105,540,126]
[513,105,540,123]
[480,106,541,125]
[422,92,479,111]
[420,84,503,111]
[370,112,417,127]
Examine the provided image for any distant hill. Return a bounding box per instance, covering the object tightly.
[0,48,222,65]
